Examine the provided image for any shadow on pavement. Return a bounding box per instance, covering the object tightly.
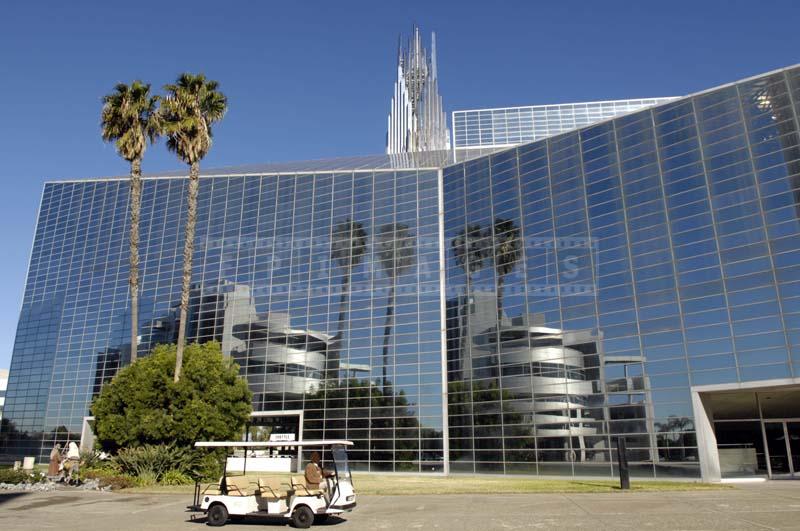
[569,482,623,490]
[0,492,31,506]
[187,514,348,527]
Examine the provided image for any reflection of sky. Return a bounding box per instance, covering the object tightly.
[10,67,800,471]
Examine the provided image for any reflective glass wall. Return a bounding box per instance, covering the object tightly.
[452,98,677,150]
[443,67,800,477]
[2,170,445,471]
[5,66,800,478]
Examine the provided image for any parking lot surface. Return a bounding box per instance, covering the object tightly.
[1,482,800,530]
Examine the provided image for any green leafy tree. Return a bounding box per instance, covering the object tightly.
[159,73,228,382]
[100,81,161,362]
[91,341,251,452]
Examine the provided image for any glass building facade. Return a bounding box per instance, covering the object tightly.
[452,98,677,150]
[4,66,800,479]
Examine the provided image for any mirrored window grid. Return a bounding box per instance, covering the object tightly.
[5,67,800,478]
[453,98,677,150]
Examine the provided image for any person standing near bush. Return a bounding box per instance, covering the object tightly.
[64,441,80,484]
[48,444,61,477]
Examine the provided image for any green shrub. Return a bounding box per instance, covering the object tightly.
[91,342,252,453]
[0,468,35,484]
[135,470,158,487]
[81,469,136,490]
[196,451,224,481]
[105,474,136,490]
[113,444,177,480]
[80,450,106,470]
[81,462,117,476]
[111,443,216,481]
[161,469,193,486]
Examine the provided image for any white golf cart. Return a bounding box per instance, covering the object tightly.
[189,440,356,528]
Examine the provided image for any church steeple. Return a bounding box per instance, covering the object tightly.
[386,25,450,154]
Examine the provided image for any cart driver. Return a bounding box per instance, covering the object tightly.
[305,451,334,490]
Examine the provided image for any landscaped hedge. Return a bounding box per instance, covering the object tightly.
[0,468,45,484]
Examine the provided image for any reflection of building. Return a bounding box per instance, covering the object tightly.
[6,61,800,480]
[91,348,124,398]
[449,291,650,464]
[180,281,334,408]
[187,281,257,358]
[232,312,332,408]
[0,369,8,422]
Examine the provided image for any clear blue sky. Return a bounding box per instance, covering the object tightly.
[1,0,799,369]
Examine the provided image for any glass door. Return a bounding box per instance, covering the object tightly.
[764,422,791,476]
[788,422,800,476]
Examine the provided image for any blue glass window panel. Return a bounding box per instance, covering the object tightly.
[689,354,736,371]
[691,369,739,386]
[737,348,789,366]
[739,364,791,381]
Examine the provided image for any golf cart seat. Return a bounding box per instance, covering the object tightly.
[257,477,289,500]
[291,475,325,496]
[225,475,251,496]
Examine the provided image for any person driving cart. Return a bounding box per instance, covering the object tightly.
[191,440,356,528]
[304,451,334,490]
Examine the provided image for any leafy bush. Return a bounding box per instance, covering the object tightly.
[135,470,158,487]
[111,443,219,481]
[161,469,193,486]
[80,450,108,470]
[91,341,252,453]
[195,451,224,481]
[0,468,35,484]
[81,469,136,490]
[113,444,181,480]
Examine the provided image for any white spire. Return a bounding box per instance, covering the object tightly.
[386,25,450,154]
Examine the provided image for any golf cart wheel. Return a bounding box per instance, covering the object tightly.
[291,505,315,529]
[206,503,229,527]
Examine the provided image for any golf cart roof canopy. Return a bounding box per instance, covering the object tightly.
[194,440,354,448]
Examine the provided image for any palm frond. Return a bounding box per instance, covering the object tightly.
[158,72,228,165]
[100,80,161,162]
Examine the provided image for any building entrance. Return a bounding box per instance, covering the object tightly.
[693,383,800,481]
[242,410,304,473]
[764,420,800,477]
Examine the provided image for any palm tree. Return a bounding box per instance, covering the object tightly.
[159,73,227,382]
[377,223,416,390]
[100,81,161,363]
[328,218,368,379]
[451,223,490,290]
[491,218,522,322]
[450,223,490,378]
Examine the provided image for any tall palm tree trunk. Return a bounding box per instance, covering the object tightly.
[458,272,473,378]
[382,282,396,391]
[174,161,200,382]
[329,270,350,380]
[496,275,505,323]
[128,158,142,363]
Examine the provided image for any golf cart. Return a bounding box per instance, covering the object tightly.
[189,440,356,528]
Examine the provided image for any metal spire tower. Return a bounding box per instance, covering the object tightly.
[386,26,450,154]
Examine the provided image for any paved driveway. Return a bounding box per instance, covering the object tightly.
[1,482,800,530]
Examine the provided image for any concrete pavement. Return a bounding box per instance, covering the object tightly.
[1,482,800,530]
